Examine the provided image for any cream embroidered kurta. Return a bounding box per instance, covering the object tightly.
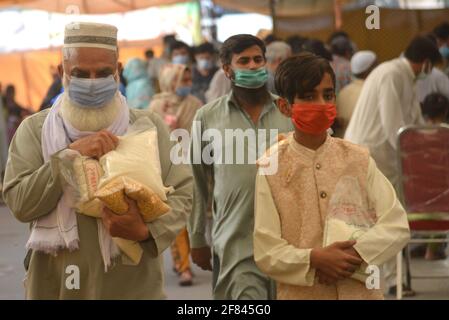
[344,57,424,191]
[254,134,410,300]
[3,108,193,299]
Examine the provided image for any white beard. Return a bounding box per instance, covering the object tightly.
[60,77,121,132]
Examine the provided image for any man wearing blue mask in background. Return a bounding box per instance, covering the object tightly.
[191,42,219,103]
[2,22,192,299]
[188,34,293,299]
[170,40,192,66]
[433,22,449,78]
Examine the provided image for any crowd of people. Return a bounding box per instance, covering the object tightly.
[1,19,449,300]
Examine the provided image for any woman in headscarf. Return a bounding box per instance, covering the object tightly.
[149,63,203,286]
[123,58,153,109]
[150,63,202,132]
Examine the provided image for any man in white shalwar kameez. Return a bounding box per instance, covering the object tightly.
[345,36,441,191]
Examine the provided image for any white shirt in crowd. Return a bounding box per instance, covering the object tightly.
[344,57,424,190]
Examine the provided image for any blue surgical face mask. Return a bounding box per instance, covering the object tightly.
[172,54,189,65]
[197,58,213,70]
[68,75,118,108]
[176,86,191,97]
[440,44,449,59]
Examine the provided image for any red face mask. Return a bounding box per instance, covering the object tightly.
[291,103,337,135]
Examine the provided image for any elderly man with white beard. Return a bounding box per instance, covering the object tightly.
[2,22,193,299]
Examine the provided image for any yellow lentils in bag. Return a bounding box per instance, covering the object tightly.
[94,176,170,222]
[73,157,104,218]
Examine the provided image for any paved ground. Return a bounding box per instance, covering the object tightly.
[0,204,212,300]
[0,204,448,300]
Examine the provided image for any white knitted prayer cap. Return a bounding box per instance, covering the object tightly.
[64,22,118,51]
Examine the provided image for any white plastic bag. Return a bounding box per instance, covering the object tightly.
[323,176,377,282]
[98,127,172,201]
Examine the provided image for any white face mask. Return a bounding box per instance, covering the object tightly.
[416,61,432,81]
